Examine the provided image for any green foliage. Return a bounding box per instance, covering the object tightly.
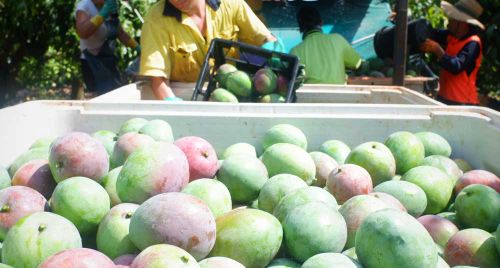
[0,0,153,106]
[389,0,499,98]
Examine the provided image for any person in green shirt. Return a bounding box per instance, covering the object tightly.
[290,6,361,84]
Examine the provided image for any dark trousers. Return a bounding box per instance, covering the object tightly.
[81,59,97,92]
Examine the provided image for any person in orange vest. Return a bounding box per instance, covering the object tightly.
[420,0,484,105]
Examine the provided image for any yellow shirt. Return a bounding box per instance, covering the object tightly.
[139,0,271,82]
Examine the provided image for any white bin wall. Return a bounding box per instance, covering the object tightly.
[0,102,498,176]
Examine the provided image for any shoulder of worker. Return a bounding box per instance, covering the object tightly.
[327,33,348,41]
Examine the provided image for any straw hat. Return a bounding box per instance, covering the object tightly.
[441,0,485,30]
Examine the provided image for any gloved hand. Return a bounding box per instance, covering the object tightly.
[262,36,286,53]
[164,96,183,102]
[99,0,118,18]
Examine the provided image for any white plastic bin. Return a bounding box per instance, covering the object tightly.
[90,82,443,105]
[1,101,498,175]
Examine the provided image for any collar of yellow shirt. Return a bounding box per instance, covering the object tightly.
[162,0,221,47]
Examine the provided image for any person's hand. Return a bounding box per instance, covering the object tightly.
[420,39,440,53]
[99,0,118,18]
[420,39,445,59]
[163,96,183,102]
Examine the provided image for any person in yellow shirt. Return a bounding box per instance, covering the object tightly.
[290,6,361,84]
[139,0,277,101]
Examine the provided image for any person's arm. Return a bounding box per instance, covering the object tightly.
[339,36,362,69]
[438,41,480,75]
[75,0,116,39]
[139,12,178,100]
[117,26,140,52]
[421,39,480,75]
[151,77,176,100]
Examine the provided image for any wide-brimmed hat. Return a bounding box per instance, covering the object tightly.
[441,0,484,30]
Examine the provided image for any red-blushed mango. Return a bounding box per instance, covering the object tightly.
[455,184,500,232]
[11,159,56,199]
[437,212,461,228]
[38,248,115,268]
[345,142,396,186]
[258,174,307,214]
[455,170,500,194]
[327,164,373,204]
[262,124,308,151]
[309,151,338,187]
[1,212,82,268]
[277,74,289,96]
[261,143,316,185]
[374,180,427,217]
[209,208,282,268]
[49,132,109,183]
[402,166,454,214]
[418,215,459,248]
[116,142,189,204]
[254,68,277,95]
[198,256,245,268]
[283,202,347,262]
[9,146,49,177]
[97,203,140,259]
[50,176,110,235]
[369,192,406,212]
[384,131,425,174]
[182,179,232,217]
[110,132,155,168]
[355,209,438,268]
[129,192,215,260]
[131,244,199,268]
[174,136,219,181]
[0,186,47,240]
[339,194,389,249]
[217,154,268,203]
[216,63,238,88]
[114,254,137,268]
[444,228,500,267]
